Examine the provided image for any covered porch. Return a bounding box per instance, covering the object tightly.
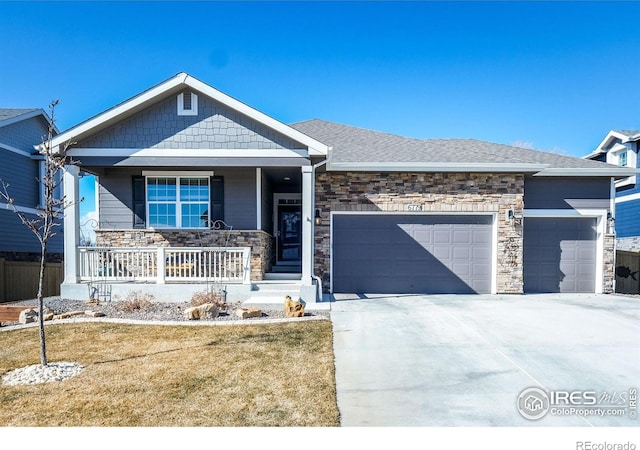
[61,164,319,304]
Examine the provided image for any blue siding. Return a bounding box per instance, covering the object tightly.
[0,115,48,152]
[77,90,305,150]
[0,208,63,254]
[615,200,640,238]
[0,150,39,206]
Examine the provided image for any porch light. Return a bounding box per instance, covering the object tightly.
[314,209,322,226]
[607,212,615,233]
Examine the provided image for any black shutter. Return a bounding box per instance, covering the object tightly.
[210,176,224,225]
[132,176,146,228]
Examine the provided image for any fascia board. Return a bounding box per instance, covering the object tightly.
[533,167,639,178]
[66,147,311,158]
[50,75,187,150]
[326,162,548,172]
[50,73,330,156]
[184,75,329,156]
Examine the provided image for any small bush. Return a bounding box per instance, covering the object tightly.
[114,291,155,312]
[190,290,226,310]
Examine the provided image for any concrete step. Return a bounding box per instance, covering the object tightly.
[263,272,302,281]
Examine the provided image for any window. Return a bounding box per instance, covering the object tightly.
[147,176,209,228]
[177,91,198,116]
[619,150,628,167]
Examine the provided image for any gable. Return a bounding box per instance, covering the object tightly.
[0,115,50,154]
[75,89,307,151]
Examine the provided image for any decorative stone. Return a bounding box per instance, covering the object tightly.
[84,310,105,317]
[184,303,219,320]
[284,296,305,318]
[235,307,262,319]
[18,309,37,324]
[43,313,54,321]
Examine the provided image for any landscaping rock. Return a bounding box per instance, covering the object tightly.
[18,309,37,324]
[235,307,262,319]
[184,303,219,320]
[284,296,305,318]
[85,310,105,317]
[43,313,54,321]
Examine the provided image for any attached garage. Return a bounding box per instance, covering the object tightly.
[523,217,597,293]
[332,214,494,294]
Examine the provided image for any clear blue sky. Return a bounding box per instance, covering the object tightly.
[2,1,639,217]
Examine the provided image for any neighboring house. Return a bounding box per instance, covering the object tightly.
[584,130,640,251]
[0,109,63,262]
[50,73,633,305]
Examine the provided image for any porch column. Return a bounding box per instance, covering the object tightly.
[63,165,80,284]
[301,166,313,286]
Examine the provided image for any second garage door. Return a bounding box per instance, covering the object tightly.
[332,214,493,294]
[523,217,597,293]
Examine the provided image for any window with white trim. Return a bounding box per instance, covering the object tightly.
[147,176,209,228]
[177,92,198,116]
[619,150,628,167]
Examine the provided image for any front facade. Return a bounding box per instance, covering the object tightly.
[52,74,632,304]
[0,109,63,262]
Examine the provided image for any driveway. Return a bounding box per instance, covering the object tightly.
[330,293,640,426]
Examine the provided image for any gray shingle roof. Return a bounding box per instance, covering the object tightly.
[614,129,640,137]
[291,119,617,171]
[0,108,39,123]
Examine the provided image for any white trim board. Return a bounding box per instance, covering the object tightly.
[522,209,607,294]
[615,192,640,203]
[0,141,34,158]
[51,73,330,156]
[67,148,311,159]
[0,201,41,216]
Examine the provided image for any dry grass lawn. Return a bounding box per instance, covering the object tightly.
[0,321,339,426]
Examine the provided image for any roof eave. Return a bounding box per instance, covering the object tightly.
[0,108,57,134]
[326,162,548,172]
[50,73,330,156]
[533,167,638,178]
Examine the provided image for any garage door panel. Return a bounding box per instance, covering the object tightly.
[333,214,493,294]
[524,217,596,293]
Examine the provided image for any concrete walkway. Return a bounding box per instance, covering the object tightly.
[330,293,640,426]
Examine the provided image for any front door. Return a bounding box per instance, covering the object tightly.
[277,205,302,263]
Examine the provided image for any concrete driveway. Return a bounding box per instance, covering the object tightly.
[330,293,640,426]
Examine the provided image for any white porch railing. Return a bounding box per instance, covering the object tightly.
[78,247,251,284]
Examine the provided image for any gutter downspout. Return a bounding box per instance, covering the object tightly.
[311,156,329,302]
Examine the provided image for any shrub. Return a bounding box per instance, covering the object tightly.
[114,291,155,312]
[190,290,226,310]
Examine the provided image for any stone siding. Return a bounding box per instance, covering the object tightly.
[603,233,615,293]
[96,229,273,281]
[314,172,525,294]
[616,237,640,252]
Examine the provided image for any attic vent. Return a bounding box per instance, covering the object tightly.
[177,92,198,116]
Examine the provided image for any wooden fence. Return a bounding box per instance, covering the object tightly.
[0,258,63,302]
[615,250,640,294]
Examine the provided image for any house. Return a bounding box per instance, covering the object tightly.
[0,109,63,262]
[50,73,634,305]
[584,130,640,251]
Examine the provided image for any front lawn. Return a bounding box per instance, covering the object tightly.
[0,321,338,426]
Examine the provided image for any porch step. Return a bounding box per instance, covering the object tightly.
[269,264,302,273]
[249,281,302,303]
[263,272,302,281]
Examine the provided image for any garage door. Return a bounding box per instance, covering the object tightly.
[523,217,597,293]
[332,214,493,294]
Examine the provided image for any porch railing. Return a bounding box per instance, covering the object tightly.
[78,247,251,284]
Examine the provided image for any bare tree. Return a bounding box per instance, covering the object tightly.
[0,100,76,366]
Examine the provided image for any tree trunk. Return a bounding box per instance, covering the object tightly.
[37,243,48,367]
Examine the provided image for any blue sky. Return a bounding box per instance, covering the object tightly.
[1,1,639,224]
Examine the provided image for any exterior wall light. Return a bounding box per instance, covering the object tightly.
[314,209,322,226]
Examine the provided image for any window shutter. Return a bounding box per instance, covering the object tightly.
[210,176,224,225]
[132,176,146,228]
